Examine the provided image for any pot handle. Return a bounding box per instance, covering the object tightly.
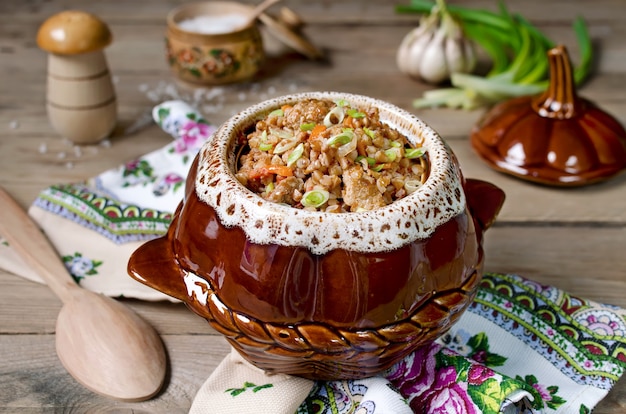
[464,178,505,234]
[128,234,190,302]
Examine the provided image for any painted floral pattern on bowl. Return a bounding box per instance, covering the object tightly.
[165,35,263,84]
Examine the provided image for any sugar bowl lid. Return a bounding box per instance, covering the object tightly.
[258,10,323,59]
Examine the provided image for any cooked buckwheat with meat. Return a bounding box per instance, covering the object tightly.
[235,98,428,212]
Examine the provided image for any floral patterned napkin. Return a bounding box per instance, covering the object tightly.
[0,101,624,413]
[0,100,212,300]
[191,272,626,414]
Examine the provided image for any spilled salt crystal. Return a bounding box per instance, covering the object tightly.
[203,104,223,114]
[146,90,160,102]
[38,143,48,154]
[177,14,248,34]
[73,146,82,157]
[164,83,179,99]
[123,110,153,136]
[100,139,111,148]
[57,152,66,159]
[193,88,206,103]
[65,162,74,169]
[206,87,225,100]
[9,120,19,129]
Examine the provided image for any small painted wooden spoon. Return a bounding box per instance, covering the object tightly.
[0,186,166,401]
[243,0,282,27]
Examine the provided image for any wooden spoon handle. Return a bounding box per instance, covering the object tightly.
[247,0,282,25]
[0,187,78,303]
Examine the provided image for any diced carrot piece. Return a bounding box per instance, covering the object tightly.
[267,165,293,176]
[248,168,266,180]
[249,165,293,179]
[310,124,327,139]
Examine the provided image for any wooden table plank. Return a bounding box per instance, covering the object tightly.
[0,334,231,413]
[1,0,625,411]
[1,0,625,25]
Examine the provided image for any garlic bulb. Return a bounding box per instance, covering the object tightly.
[397,0,476,84]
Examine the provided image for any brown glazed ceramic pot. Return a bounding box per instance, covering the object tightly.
[128,92,505,380]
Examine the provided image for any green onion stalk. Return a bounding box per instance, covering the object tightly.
[396,0,593,109]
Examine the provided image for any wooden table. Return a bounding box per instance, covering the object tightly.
[1,0,624,411]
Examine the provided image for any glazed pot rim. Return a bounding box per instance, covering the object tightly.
[195,91,465,255]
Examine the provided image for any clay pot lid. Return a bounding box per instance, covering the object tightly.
[37,10,112,55]
[471,45,626,186]
[258,11,323,59]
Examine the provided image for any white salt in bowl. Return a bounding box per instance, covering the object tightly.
[166,2,265,85]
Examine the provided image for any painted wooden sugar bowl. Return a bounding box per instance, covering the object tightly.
[165,2,265,85]
[128,92,505,380]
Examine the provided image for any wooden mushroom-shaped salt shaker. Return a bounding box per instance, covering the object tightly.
[37,11,117,145]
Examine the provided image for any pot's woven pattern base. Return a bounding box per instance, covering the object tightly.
[187,269,481,380]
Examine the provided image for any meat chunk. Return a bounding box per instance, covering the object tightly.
[342,165,385,211]
[266,176,303,205]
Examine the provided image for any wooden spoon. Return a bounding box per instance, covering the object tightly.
[0,187,166,401]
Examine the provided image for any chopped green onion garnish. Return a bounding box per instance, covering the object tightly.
[363,127,376,139]
[269,109,284,117]
[384,148,398,162]
[346,109,365,118]
[327,128,354,146]
[269,127,293,140]
[265,182,275,193]
[390,141,402,148]
[335,99,349,107]
[337,132,357,157]
[301,189,330,208]
[404,179,422,194]
[356,156,376,167]
[405,147,425,159]
[300,122,316,131]
[323,106,345,127]
[372,164,384,172]
[274,138,299,154]
[258,130,272,151]
[287,143,304,167]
